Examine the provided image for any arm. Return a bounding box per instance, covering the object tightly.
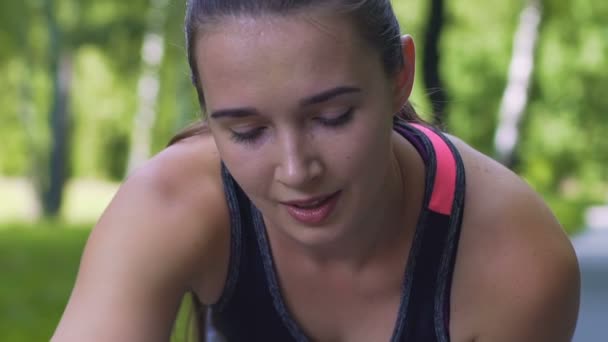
[478,191,580,342]
[448,136,580,341]
[53,139,228,341]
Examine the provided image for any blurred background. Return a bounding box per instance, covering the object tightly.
[0,0,606,340]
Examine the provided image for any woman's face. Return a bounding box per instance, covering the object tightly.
[195,13,411,244]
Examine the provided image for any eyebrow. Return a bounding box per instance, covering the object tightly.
[299,86,361,107]
[210,107,259,120]
[210,86,361,120]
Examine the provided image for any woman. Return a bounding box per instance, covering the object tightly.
[53,1,580,341]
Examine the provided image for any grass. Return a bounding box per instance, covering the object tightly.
[0,222,194,342]
[0,223,90,341]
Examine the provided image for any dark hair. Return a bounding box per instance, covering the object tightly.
[169,0,423,146]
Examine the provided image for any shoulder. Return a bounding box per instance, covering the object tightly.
[53,133,230,340]
[446,135,580,341]
[107,132,230,298]
[112,132,226,262]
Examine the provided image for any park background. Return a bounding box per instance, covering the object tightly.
[0,0,606,341]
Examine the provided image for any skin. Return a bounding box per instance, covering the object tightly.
[52,12,580,342]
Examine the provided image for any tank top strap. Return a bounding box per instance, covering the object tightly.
[392,118,466,342]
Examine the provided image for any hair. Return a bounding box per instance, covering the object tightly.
[169,0,424,147]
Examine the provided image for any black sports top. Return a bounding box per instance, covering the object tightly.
[200,119,466,342]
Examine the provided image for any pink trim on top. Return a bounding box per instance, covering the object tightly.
[411,124,457,215]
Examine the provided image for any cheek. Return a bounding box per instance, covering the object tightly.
[213,139,275,198]
[322,119,392,182]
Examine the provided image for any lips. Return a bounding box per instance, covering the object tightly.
[281,191,341,225]
[282,193,335,208]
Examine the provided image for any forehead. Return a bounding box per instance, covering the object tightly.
[194,13,382,110]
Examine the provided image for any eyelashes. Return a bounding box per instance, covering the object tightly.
[229,107,355,144]
[315,107,354,127]
[230,126,267,144]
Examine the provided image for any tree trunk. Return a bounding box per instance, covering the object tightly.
[493,0,542,168]
[42,0,72,218]
[126,0,168,174]
[423,0,448,126]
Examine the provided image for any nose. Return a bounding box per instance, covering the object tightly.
[274,132,323,188]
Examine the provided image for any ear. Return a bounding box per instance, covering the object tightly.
[393,35,416,112]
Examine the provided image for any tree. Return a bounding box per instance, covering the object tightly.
[423,0,448,126]
[42,0,73,217]
[7,0,149,217]
[126,0,170,174]
[493,0,542,168]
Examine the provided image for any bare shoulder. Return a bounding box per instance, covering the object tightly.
[122,132,228,248]
[116,132,230,290]
[53,133,230,341]
[446,135,580,342]
[101,132,229,291]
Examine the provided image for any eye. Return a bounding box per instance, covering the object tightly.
[230,127,266,144]
[316,108,354,127]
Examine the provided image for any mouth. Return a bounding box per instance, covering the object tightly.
[281,191,342,225]
[282,192,337,207]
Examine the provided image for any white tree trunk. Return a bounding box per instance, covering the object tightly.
[126,0,169,174]
[494,0,542,167]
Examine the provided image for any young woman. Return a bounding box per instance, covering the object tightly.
[53,1,580,341]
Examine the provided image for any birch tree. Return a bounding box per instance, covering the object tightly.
[126,0,169,174]
[493,0,542,168]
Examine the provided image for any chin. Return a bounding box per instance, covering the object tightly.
[278,211,356,248]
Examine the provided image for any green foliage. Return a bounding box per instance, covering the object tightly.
[519,0,608,231]
[441,0,521,152]
[152,0,201,154]
[0,63,29,174]
[71,46,137,179]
